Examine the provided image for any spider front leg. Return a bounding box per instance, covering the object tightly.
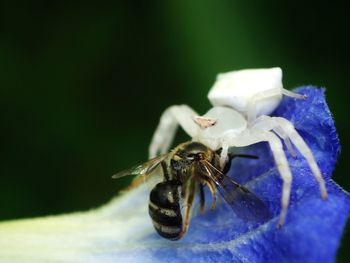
[149,105,199,158]
[274,117,327,199]
[225,131,293,226]
[253,116,327,199]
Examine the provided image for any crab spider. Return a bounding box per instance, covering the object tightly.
[149,67,327,226]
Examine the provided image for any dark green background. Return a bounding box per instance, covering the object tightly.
[1,0,349,260]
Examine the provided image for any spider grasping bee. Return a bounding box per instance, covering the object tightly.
[113,141,271,240]
[149,67,327,226]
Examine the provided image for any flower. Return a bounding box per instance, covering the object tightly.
[0,86,348,263]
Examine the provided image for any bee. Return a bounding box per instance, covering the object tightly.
[112,141,271,240]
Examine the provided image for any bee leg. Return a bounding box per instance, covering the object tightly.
[180,178,196,238]
[204,179,217,210]
[199,184,206,214]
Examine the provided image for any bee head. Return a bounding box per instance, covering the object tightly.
[171,142,213,171]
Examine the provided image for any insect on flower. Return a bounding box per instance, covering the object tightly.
[112,141,271,240]
[149,67,328,226]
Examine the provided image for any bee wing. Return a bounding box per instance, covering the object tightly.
[201,160,271,224]
[112,154,168,179]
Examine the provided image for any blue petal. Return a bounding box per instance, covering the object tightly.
[1,87,348,263]
[134,86,349,263]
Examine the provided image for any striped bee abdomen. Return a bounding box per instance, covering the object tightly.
[149,180,183,240]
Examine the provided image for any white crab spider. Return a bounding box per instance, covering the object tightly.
[149,67,327,226]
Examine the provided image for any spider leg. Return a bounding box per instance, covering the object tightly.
[272,125,297,157]
[281,88,307,99]
[260,132,292,227]
[219,144,229,170]
[247,88,283,123]
[253,116,327,199]
[225,131,292,226]
[148,105,199,158]
[247,88,306,123]
[254,115,297,157]
[274,117,327,199]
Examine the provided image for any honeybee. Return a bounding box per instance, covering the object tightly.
[112,141,271,240]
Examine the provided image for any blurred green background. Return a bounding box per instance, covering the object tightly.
[0,0,349,260]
